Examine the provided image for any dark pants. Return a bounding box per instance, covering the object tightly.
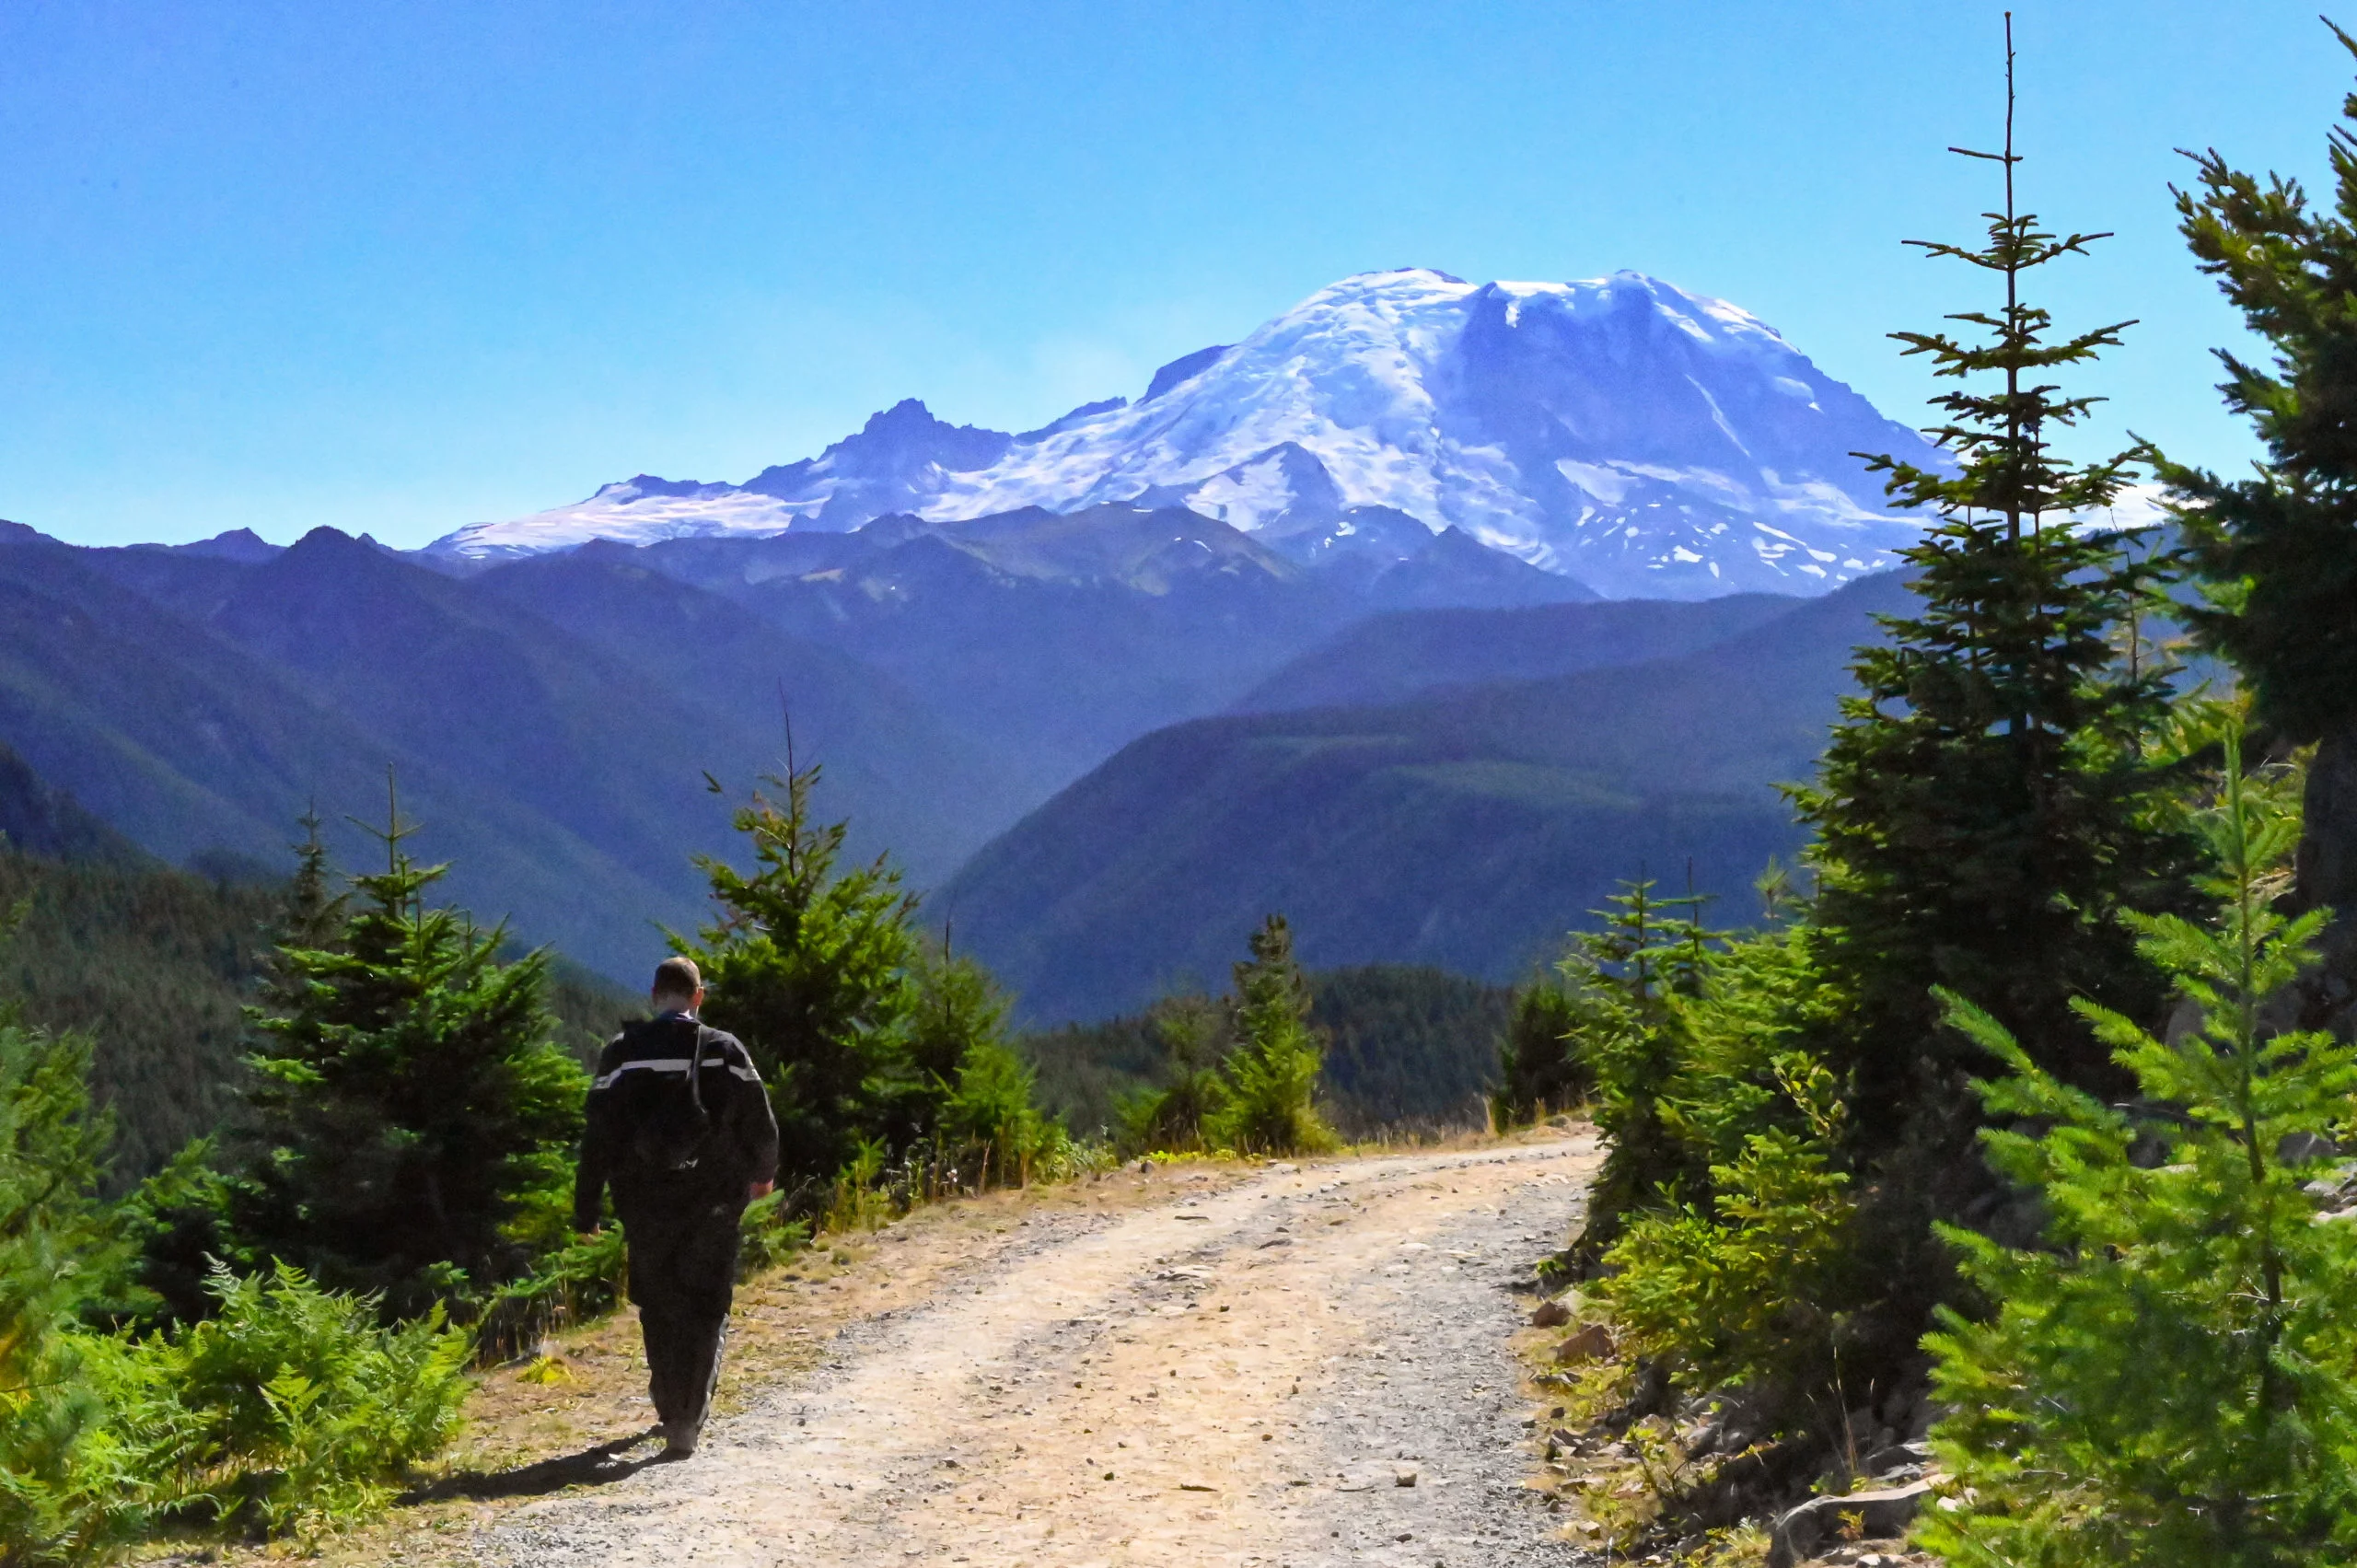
[617,1191,743,1429]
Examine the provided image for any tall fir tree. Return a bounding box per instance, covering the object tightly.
[1922,741,2357,1568]
[2153,24,2357,1012]
[261,807,350,1005]
[237,784,586,1320]
[681,758,930,1184]
[1204,915,1336,1156]
[1560,876,1723,1265]
[1790,23,2193,1132]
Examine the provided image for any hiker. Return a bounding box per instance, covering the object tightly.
[575,955,778,1458]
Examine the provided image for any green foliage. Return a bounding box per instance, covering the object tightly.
[1114,997,1231,1156]
[2156,24,2357,748]
[1921,744,2357,1567]
[0,992,470,1560]
[474,1224,630,1365]
[0,1017,140,1568]
[1555,891,1866,1427]
[1596,1051,1861,1417]
[1311,965,1512,1135]
[1491,977,1585,1128]
[236,801,586,1321]
[1563,877,1720,1261]
[937,1036,1056,1188]
[0,851,278,1187]
[1789,99,2194,1125]
[682,761,930,1184]
[87,1263,470,1545]
[1037,966,1512,1142]
[819,1138,895,1234]
[733,1191,812,1278]
[1202,916,1337,1157]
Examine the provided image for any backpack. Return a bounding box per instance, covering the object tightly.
[627,1016,715,1175]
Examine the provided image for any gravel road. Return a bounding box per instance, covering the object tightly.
[478,1133,1603,1567]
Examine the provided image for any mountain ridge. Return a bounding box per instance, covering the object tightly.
[938,571,1911,1022]
[425,267,1947,597]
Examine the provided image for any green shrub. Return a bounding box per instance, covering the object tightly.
[1556,899,1868,1433]
[1595,1051,1860,1417]
[92,1262,471,1544]
[820,1138,895,1234]
[1490,977,1585,1128]
[1922,744,2357,1567]
[1561,877,1719,1264]
[734,1191,813,1278]
[1202,917,1336,1157]
[475,1225,629,1364]
[0,1017,143,1568]
[939,1038,1056,1188]
[1114,997,1230,1156]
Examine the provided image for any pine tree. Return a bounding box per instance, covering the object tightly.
[237,785,586,1320]
[1790,23,2192,1128]
[681,759,926,1183]
[2154,25,2357,1005]
[911,940,1062,1189]
[1489,978,1585,1129]
[0,1012,137,1566]
[260,808,349,1008]
[1922,740,2357,1566]
[1204,916,1335,1156]
[1116,997,1231,1156]
[1562,877,1720,1264]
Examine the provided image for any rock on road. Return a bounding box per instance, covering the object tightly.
[482,1134,1602,1567]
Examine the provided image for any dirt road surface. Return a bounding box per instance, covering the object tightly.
[477,1133,1601,1567]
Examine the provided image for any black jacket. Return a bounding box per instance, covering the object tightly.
[573,1013,780,1229]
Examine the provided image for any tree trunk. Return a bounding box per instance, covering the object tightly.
[2296,716,2357,1029]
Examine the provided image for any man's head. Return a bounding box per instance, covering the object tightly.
[651,956,704,1014]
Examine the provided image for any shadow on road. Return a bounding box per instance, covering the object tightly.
[402,1431,675,1504]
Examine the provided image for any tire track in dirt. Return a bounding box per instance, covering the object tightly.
[482,1133,1601,1567]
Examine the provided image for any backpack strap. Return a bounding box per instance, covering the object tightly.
[684,1016,708,1121]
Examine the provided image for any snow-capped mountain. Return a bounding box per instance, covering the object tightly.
[431,268,1956,597]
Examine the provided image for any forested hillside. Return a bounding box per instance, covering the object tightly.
[0,494,1878,1005]
[1231,590,1798,713]
[949,573,1905,1021]
[1023,963,1515,1136]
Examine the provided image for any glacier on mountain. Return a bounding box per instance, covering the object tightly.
[431,267,1995,597]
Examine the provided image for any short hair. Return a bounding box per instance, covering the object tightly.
[651,956,702,1001]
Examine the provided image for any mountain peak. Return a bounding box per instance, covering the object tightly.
[427,268,1938,596]
[166,527,281,563]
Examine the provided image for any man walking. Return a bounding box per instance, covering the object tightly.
[575,956,778,1458]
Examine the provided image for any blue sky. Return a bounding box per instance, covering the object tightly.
[3,1,2344,549]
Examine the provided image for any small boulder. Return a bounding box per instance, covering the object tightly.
[1529,1298,1573,1329]
[1394,1466,1418,1487]
[1552,1322,1614,1366]
[1864,1441,1933,1477]
[1767,1478,1933,1568]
